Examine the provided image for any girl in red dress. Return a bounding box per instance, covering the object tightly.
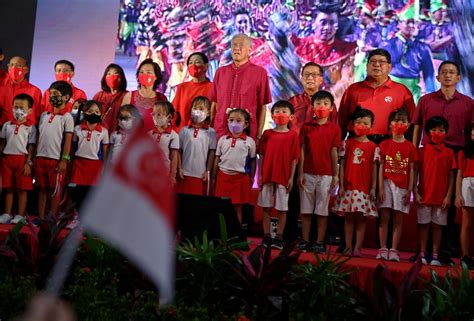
[333,106,378,257]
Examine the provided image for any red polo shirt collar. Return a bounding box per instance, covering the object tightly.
[188,121,209,129]
[362,77,394,89]
[153,126,172,134]
[51,107,69,116]
[226,132,247,140]
[11,119,33,127]
[231,60,251,71]
[435,89,461,101]
[81,121,102,132]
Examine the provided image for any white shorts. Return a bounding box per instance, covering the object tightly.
[417,205,448,225]
[257,183,289,211]
[299,174,332,216]
[378,179,411,214]
[462,177,474,208]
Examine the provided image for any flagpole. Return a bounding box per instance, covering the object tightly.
[44,225,83,296]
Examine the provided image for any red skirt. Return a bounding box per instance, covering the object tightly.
[215,170,251,205]
[71,157,103,186]
[2,154,33,190]
[177,176,207,196]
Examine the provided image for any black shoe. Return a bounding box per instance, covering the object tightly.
[336,243,345,254]
[271,239,284,250]
[461,256,474,270]
[296,240,310,252]
[261,236,272,248]
[409,253,419,263]
[314,241,326,253]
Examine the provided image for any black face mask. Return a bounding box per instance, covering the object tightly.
[84,113,102,124]
[49,95,64,108]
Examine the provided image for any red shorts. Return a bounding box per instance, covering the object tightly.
[177,176,206,196]
[71,157,103,186]
[215,170,251,205]
[35,157,64,189]
[1,154,33,190]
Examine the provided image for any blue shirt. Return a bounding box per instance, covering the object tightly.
[382,34,436,92]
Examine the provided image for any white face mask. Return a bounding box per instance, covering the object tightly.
[190,109,207,124]
[118,118,133,130]
[153,116,168,128]
[13,108,28,121]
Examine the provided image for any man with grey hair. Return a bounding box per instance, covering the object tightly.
[211,33,272,139]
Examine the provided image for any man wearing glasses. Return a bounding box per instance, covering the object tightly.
[0,56,42,125]
[338,48,416,144]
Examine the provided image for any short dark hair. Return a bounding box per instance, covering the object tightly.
[367,49,391,64]
[49,81,73,99]
[425,116,449,134]
[311,90,334,106]
[271,100,294,114]
[137,58,162,90]
[301,62,323,76]
[438,60,460,75]
[119,104,142,120]
[54,59,75,71]
[101,63,127,93]
[187,52,209,65]
[234,7,250,16]
[13,93,34,108]
[388,108,410,123]
[349,106,375,124]
[190,96,211,123]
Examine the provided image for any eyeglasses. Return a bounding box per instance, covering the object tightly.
[303,72,322,79]
[368,60,389,66]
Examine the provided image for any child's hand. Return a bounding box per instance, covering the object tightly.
[402,190,411,206]
[201,171,207,182]
[442,195,451,209]
[170,176,177,186]
[56,160,67,173]
[287,178,293,192]
[415,192,423,204]
[338,186,345,197]
[378,187,385,203]
[23,164,32,177]
[298,175,305,188]
[257,175,263,188]
[178,168,185,180]
[330,176,339,190]
[369,189,376,201]
[455,195,464,208]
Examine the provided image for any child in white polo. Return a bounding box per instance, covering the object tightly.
[69,100,109,219]
[213,108,256,226]
[177,96,216,195]
[35,81,74,221]
[297,91,341,253]
[257,100,299,250]
[109,104,142,164]
[149,101,180,185]
[0,94,36,224]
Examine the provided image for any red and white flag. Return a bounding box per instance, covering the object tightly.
[80,128,175,301]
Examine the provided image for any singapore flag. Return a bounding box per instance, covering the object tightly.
[80,128,175,301]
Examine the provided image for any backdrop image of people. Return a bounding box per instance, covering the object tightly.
[115,0,473,104]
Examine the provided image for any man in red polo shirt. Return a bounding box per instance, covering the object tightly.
[0,56,42,125]
[412,60,474,151]
[338,48,415,144]
[211,33,272,140]
[39,59,87,120]
[288,62,338,135]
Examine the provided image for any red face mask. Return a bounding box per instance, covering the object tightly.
[391,122,409,136]
[272,112,290,126]
[8,66,25,82]
[188,64,205,78]
[430,130,446,144]
[55,72,72,83]
[354,123,371,136]
[105,74,121,90]
[314,107,331,119]
[138,74,156,87]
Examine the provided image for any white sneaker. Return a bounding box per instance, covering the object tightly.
[0,214,13,224]
[430,259,442,266]
[66,216,80,229]
[10,215,26,224]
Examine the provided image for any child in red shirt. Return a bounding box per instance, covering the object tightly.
[415,116,456,266]
[297,91,341,253]
[455,122,474,268]
[333,106,378,257]
[257,100,300,250]
[377,108,418,261]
